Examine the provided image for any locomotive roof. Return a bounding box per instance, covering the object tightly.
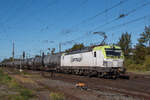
[64,47,92,55]
[64,45,121,55]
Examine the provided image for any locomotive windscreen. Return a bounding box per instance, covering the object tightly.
[105,48,122,57]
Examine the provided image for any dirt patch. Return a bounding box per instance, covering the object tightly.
[3,68,150,100]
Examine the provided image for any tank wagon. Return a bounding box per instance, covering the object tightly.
[1,45,126,78]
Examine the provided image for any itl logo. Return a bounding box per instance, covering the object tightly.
[71,57,82,62]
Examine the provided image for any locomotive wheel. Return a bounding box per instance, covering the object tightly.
[98,72,103,78]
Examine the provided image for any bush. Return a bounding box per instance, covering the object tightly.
[50,92,65,100]
[20,89,33,100]
[124,58,134,66]
[0,68,35,100]
[143,55,150,71]
[125,55,150,72]
[0,69,12,84]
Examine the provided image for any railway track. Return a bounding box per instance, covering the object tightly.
[45,72,150,100]
[4,68,150,100]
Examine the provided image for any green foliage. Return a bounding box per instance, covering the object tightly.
[122,26,150,72]
[125,47,150,72]
[118,32,131,57]
[50,92,65,100]
[20,89,33,100]
[7,94,32,100]
[35,55,41,57]
[1,57,13,63]
[51,48,56,54]
[146,47,150,55]
[125,58,143,71]
[65,43,85,52]
[0,68,34,100]
[10,95,24,100]
[133,44,147,64]
[133,26,150,65]
[143,55,150,71]
[1,58,20,63]
[138,26,150,46]
[0,69,12,84]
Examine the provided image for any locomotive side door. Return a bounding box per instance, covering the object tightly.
[93,51,97,66]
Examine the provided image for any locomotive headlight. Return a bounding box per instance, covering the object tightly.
[103,61,107,66]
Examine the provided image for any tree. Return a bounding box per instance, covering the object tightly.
[134,26,150,64]
[1,57,14,63]
[134,44,146,64]
[51,48,55,54]
[35,55,41,57]
[138,26,150,47]
[65,43,85,52]
[118,32,131,57]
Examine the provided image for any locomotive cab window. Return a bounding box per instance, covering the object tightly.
[94,52,96,57]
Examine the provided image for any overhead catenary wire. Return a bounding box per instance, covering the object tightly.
[63,13,150,46]
[0,0,33,37]
[0,0,33,24]
[0,0,16,33]
[126,2,150,16]
[25,0,60,33]
[68,1,150,43]
[62,0,89,17]
[4,0,59,23]
[1,0,150,58]
[93,1,150,31]
[80,0,89,6]
[34,0,88,33]
[0,0,59,35]
[46,0,89,34]
[0,1,26,34]
[0,0,88,58]
[102,14,150,32]
[60,0,128,35]
[80,0,128,23]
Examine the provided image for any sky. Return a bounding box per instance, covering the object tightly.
[0,0,150,60]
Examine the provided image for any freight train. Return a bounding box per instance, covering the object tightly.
[0,45,126,79]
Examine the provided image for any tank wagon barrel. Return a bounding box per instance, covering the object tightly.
[43,54,61,70]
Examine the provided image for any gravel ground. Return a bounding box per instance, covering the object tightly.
[3,67,150,100]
